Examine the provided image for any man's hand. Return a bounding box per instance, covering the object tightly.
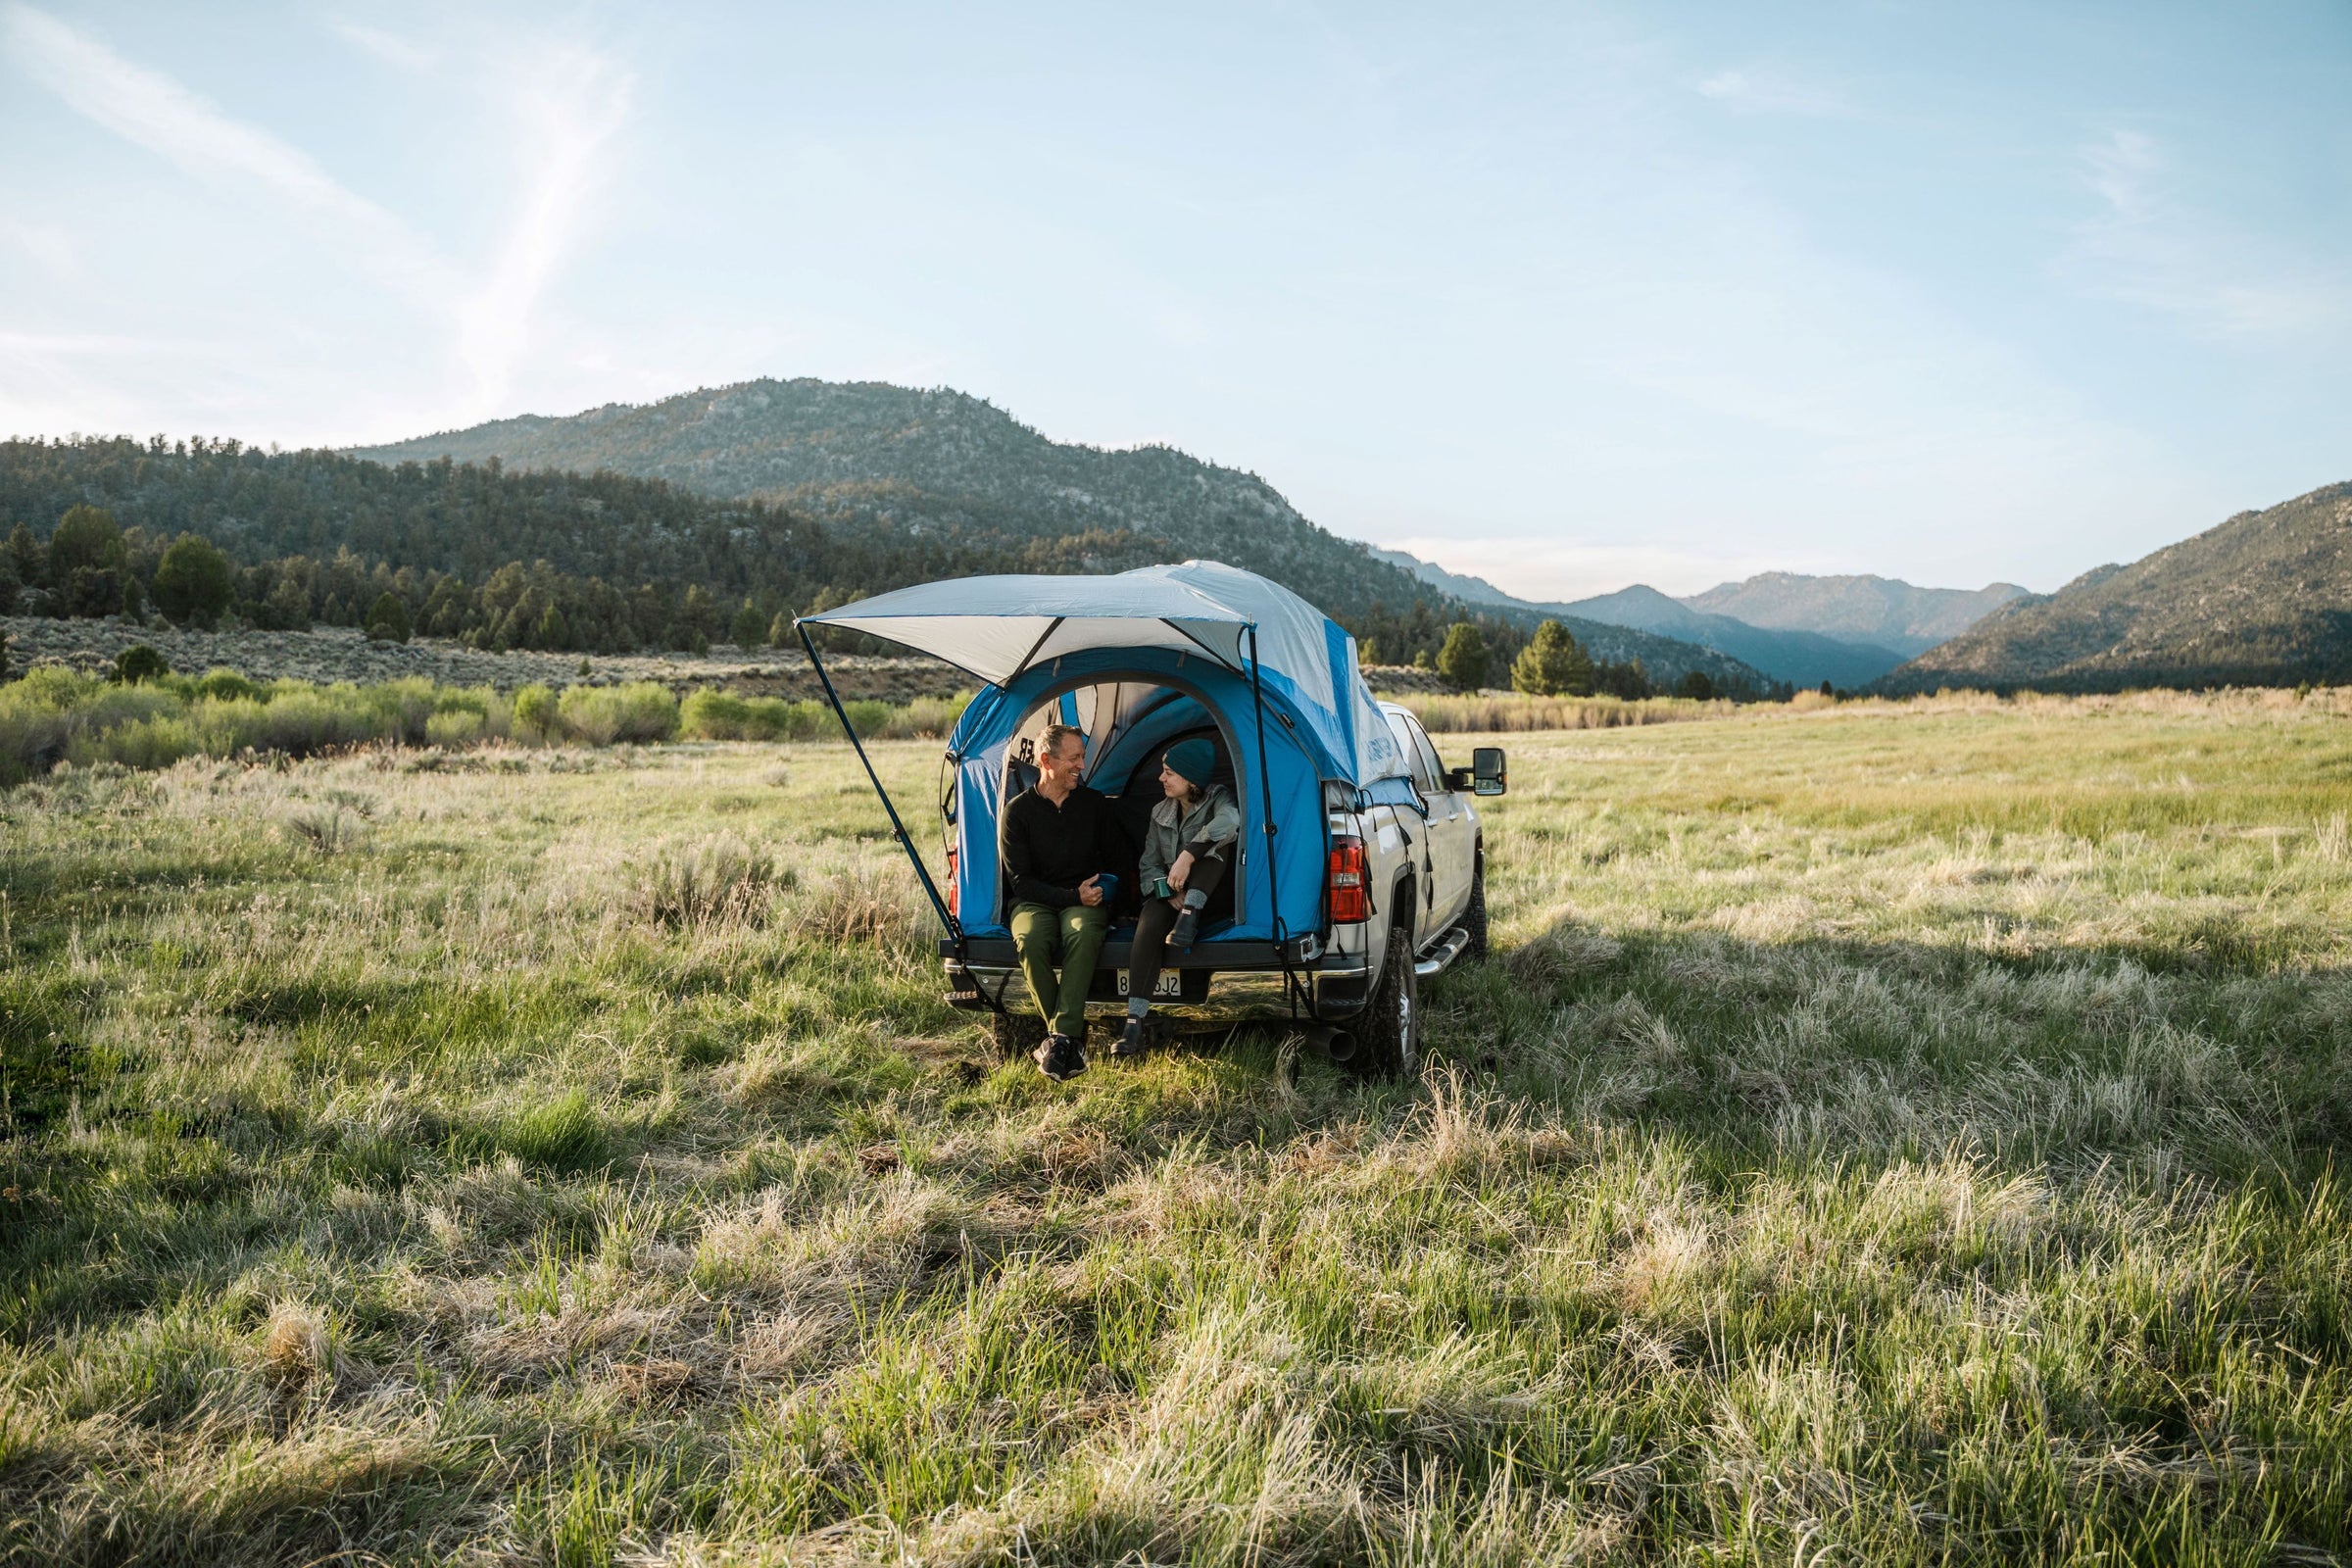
[1169,850,1195,891]
[1078,875,1104,907]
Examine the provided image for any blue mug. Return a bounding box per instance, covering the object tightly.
[1092,872,1120,906]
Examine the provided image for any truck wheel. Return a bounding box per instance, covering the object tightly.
[989,1008,1047,1060]
[1459,856,1490,962]
[1350,919,1421,1081]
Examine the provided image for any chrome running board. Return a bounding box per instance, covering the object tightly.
[1414,926,1471,980]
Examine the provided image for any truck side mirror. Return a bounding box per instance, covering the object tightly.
[1471,746,1506,796]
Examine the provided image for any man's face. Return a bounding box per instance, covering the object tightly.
[1042,733,1086,785]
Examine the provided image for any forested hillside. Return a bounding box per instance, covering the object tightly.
[349,379,1778,692]
[0,436,1568,678]
[0,436,1146,656]
[1879,481,2352,694]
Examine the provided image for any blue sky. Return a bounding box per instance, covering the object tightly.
[4,2,2347,599]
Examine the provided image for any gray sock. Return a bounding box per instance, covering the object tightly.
[1182,888,1207,910]
[1127,997,1150,1018]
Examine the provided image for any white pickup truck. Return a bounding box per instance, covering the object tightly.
[794,562,1506,1079]
[1290,703,1503,1076]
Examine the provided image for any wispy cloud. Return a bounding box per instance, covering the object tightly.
[3,2,632,416]
[455,44,634,411]
[1692,66,1849,118]
[2066,126,2352,340]
[2,2,448,301]
[334,20,434,73]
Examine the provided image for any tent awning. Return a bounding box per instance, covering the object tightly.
[798,570,1255,686]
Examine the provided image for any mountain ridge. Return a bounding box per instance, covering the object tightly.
[1372,549,1932,689]
[1878,482,2352,694]
[351,378,1782,694]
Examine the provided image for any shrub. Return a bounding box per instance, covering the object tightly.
[800,859,922,946]
[680,688,755,740]
[623,834,786,927]
[514,684,560,744]
[114,645,171,685]
[193,668,262,704]
[560,682,677,745]
[425,710,484,747]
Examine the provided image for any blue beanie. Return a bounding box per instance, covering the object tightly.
[1163,737,1216,789]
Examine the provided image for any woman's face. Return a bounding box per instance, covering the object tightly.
[1159,762,1188,799]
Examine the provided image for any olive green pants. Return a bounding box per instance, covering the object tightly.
[1009,900,1109,1038]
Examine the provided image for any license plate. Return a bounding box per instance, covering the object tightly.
[1117,971,1184,999]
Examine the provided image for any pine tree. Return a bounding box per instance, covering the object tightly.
[153,533,235,627]
[1510,620,1593,697]
[4,523,40,595]
[48,505,126,618]
[535,603,569,650]
[1436,622,1490,691]
[1677,670,1716,701]
[768,611,792,648]
[730,598,765,648]
[366,592,413,643]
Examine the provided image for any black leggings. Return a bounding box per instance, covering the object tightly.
[1128,841,1230,1003]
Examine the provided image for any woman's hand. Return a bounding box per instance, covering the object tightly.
[1169,850,1195,891]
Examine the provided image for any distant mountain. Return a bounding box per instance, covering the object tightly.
[1368,549,1523,611]
[1880,482,2352,694]
[1685,572,2029,659]
[1372,549,1898,689]
[353,379,1778,693]
[1552,584,1906,690]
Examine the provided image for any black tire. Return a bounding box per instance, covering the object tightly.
[1349,915,1421,1082]
[1459,854,1490,963]
[989,1008,1047,1060]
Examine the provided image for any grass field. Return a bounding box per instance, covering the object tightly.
[3,694,2350,1565]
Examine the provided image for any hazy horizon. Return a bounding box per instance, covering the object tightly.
[6,1,2348,600]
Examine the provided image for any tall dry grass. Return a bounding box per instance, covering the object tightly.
[2,695,2349,1563]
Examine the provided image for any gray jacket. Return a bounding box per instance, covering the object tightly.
[1138,783,1242,897]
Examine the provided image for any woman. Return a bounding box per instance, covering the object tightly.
[1115,736,1240,1058]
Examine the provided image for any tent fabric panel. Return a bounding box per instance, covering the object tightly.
[943,654,1327,942]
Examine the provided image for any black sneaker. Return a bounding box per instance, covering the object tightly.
[1112,1016,1149,1057]
[1168,908,1200,951]
[1034,1032,1088,1081]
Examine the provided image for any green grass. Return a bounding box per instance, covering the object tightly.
[2,694,2349,1564]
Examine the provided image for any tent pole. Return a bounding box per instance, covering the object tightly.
[797,620,959,941]
[1247,625,1309,1019]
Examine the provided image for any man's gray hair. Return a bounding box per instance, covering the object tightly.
[1040,721,1084,759]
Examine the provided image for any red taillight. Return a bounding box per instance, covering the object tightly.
[946,847,959,916]
[1327,835,1369,923]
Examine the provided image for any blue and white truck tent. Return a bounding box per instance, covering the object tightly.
[797,562,1412,950]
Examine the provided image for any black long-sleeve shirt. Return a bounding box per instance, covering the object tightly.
[1000,784,1116,908]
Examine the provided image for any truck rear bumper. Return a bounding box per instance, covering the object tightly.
[942,934,1375,1015]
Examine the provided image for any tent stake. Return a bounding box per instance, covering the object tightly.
[797,620,959,942]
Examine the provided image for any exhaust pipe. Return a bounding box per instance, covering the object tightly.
[1296,1023,1356,1062]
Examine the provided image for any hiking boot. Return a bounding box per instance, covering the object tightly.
[1111,1016,1149,1058]
[1034,1032,1088,1081]
[1168,907,1200,951]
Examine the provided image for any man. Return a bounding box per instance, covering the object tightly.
[1116,736,1239,1057]
[1000,721,1115,1080]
